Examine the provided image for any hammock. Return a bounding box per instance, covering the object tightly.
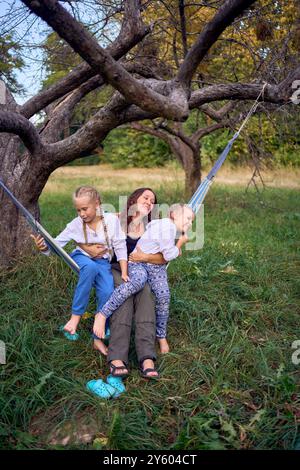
[0,181,80,273]
[0,84,266,273]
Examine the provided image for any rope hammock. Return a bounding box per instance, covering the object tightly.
[0,84,267,274]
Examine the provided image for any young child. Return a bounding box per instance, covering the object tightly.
[93,203,194,354]
[31,186,128,355]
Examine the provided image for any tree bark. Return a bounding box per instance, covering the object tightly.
[171,139,201,198]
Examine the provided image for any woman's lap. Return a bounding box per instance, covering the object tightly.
[108,265,156,364]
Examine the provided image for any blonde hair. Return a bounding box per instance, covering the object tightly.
[73,186,112,257]
[169,203,192,218]
[73,186,100,204]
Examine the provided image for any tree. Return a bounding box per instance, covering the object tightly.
[0,0,299,267]
[0,34,24,93]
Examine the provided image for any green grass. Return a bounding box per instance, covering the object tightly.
[0,181,299,450]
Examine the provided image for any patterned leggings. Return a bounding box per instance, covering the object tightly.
[101,262,170,338]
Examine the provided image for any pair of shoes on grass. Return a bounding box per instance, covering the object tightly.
[86,375,125,399]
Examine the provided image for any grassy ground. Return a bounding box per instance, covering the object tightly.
[0,165,299,450]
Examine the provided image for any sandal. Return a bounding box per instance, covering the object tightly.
[59,325,79,341]
[139,367,160,380]
[86,379,116,399]
[106,375,126,397]
[109,362,129,378]
[139,359,160,380]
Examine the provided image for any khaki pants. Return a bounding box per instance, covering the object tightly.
[107,263,157,366]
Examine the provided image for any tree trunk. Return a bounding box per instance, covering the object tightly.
[170,139,201,198]
[0,91,50,268]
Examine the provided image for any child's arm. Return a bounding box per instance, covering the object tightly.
[119,259,129,282]
[176,234,189,252]
[110,214,128,280]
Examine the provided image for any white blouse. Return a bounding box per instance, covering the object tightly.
[42,213,127,261]
[134,218,179,262]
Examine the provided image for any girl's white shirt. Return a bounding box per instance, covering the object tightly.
[134,218,179,262]
[42,213,127,261]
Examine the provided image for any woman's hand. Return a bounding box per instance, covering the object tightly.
[30,234,48,252]
[78,243,108,258]
[128,246,147,263]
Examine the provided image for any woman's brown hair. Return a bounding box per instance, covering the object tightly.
[120,187,158,233]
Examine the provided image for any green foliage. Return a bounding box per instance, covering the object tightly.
[102,127,173,168]
[67,154,101,166]
[0,34,24,93]
[42,32,81,89]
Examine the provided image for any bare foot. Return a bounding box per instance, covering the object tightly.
[63,314,81,335]
[110,360,129,376]
[141,359,159,378]
[93,313,106,339]
[158,338,170,354]
[93,339,108,356]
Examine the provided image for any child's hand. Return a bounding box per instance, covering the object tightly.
[30,234,48,252]
[176,234,189,249]
[122,273,130,282]
[179,234,189,244]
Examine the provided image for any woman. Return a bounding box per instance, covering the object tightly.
[80,188,166,379]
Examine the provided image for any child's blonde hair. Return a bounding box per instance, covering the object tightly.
[169,203,192,218]
[73,186,112,257]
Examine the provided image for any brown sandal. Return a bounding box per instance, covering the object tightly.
[139,359,160,380]
[109,362,129,378]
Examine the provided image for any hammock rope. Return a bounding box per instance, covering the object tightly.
[0,83,267,273]
[188,82,267,213]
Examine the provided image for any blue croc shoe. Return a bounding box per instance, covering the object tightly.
[86,379,116,399]
[104,326,111,340]
[59,325,79,341]
[106,375,126,397]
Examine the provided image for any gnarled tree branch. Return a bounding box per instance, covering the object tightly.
[20,0,151,119]
[0,111,45,155]
[22,0,189,121]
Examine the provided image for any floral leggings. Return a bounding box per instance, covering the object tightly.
[101,262,170,338]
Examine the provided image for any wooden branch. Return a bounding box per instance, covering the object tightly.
[0,111,45,155]
[179,0,188,57]
[130,122,173,143]
[38,61,163,143]
[200,102,237,122]
[177,0,258,86]
[20,0,150,119]
[192,122,227,143]
[189,66,300,108]
[22,0,188,121]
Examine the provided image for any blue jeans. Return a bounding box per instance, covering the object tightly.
[70,250,114,316]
